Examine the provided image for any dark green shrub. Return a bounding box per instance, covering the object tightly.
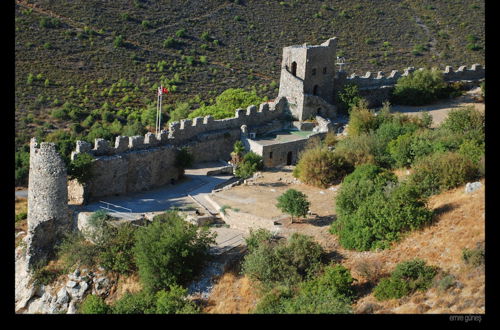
[254,265,354,314]
[294,146,353,188]
[15,150,30,186]
[458,139,484,165]
[99,223,137,274]
[392,68,448,105]
[333,164,432,251]
[242,233,324,290]
[175,28,186,38]
[235,151,263,179]
[276,189,310,222]
[409,151,478,196]
[163,37,177,48]
[337,83,363,113]
[133,211,215,292]
[114,35,124,48]
[373,259,438,300]
[79,295,110,314]
[68,153,94,184]
[441,107,484,135]
[175,147,194,170]
[245,228,275,253]
[334,164,397,218]
[154,285,199,314]
[16,212,28,222]
[112,290,156,314]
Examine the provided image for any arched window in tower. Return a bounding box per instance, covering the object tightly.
[291,61,297,76]
[312,68,316,75]
[323,67,327,74]
[313,85,319,95]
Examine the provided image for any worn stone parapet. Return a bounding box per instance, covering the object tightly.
[346,64,484,90]
[70,97,288,158]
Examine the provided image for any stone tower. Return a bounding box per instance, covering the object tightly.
[277,37,338,121]
[25,138,70,270]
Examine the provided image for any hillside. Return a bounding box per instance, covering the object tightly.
[202,178,485,314]
[15,0,485,151]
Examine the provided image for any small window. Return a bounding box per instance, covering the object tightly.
[312,68,316,75]
[291,62,297,76]
[269,152,273,159]
[313,85,319,95]
[323,67,327,74]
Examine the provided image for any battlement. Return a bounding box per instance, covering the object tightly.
[72,97,288,158]
[346,64,485,89]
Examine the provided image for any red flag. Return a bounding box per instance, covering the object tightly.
[162,87,168,95]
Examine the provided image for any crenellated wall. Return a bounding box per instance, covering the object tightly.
[343,63,485,90]
[69,98,290,202]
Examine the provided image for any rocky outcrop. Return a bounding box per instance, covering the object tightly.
[15,246,114,314]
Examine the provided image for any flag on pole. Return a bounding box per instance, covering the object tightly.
[158,86,169,96]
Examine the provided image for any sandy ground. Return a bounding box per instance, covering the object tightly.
[389,87,484,128]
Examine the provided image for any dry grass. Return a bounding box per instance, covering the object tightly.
[205,164,485,314]
[203,270,259,314]
[105,273,142,305]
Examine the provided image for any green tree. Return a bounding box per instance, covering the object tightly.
[133,211,215,292]
[234,151,263,179]
[79,295,110,314]
[392,68,448,105]
[154,285,199,314]
[276,189,310,223]
[68,153,94,184]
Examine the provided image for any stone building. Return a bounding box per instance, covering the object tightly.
[277,37,338,121]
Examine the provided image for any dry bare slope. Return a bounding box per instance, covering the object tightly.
[204,179,485,314]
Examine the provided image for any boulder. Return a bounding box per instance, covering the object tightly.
[465,181,482,194]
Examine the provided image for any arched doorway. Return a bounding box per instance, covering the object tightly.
[291,62,297,76]
[286,151,293,165]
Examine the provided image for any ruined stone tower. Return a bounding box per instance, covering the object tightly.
[277,37,338,121]
[26,138,70,270]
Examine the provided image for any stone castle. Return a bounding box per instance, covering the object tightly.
[25,36,485,269]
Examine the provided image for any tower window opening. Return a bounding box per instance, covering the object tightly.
[313,85,319,95]
[323,67,327,74]
[291,62,297,76]
[312,68,316,75]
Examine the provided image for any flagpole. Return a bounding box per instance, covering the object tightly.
[159,86,162,135]
[156,88,159,135]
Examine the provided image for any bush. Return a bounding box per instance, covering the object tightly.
[79,295,110,314]
[391,68,448,105]
[337,83,363,114]
[242,233,324,290]
[175,147,193,170]
[99,223,137,274]
[254,265,354,314]
[323,131,338,147]
[245,228,275,253]
[154,285,199,314]
[462,245,484,267]
[334,164,397,218]
[68,153,94,184]
[441,107,484,135]
[347,100,378,136]
[15,150,30,186]
[458,139,484,165]
[234,151,263,179]
[333,133,377,166]
[112,290,156,314]
[294,146,353,188]
[133,211,215,292]
[409,151,478,197]
[332,164,432,251]
[276,189,310,222]
[57,231,101,270]
[373,259,438,300]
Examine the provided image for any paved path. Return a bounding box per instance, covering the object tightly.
[79,163,233,217]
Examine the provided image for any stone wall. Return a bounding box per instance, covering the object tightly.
[26,139,71,269]
[69,98,290,202]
